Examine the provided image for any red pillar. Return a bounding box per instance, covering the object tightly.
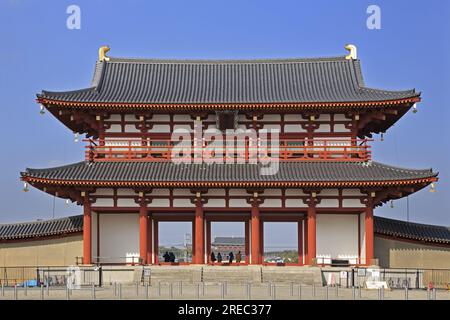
[244,220,250,264]
[365,201,374,266]
[306,201,316,265]
[147,213,153,264]
[139,202,148,265]
[206,220,211,263]
[304,217,309,264]
[194,200,205,264]
[250,202,261,264]
[259,220,264,264]
[298,220,303,266]
[83,196,92,265]
[153,220,159,264]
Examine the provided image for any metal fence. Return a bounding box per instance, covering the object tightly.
[0,281,446,300]
[0,266,101,287]
[322,268,450,289]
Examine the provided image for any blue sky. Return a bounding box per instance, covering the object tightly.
[0,0,449,246]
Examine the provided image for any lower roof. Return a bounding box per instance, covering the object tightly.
[1,215,448,245]
[0,215,83,241]
[21,161,437,188]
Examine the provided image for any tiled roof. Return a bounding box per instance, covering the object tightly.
[21,161,436,186]
[38,56,418,104]
[0,215,83,241]
[212,237,245,246]
[375,216,450,245]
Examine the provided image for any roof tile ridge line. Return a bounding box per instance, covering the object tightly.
[39,86,97,98]
[352,59,365,88]
[91,60,107,92]
[106,56,349,64]
[370,161,435,174]
[350,59,418,96]
[22,161,87,174]
[0,214,83,227]
[375,216,450,229]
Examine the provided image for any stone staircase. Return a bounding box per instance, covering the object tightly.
[261,266,322,285]
[125,265,324,285]
[202,266,262,283]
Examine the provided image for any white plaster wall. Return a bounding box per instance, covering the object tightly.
[284,114,303,121]
[284,124,307,133]
[260,199,282,208]
[124,115,137,122]
[342,189,364,196]
[315,124,331,133]
[228,189,247,196]
[173,199,195,207]
[205,189,226,196]
[173,189,193,196]
[99,214,139,263]
[333,114,348,121]
[107,114,122,121]
[262,114,281,121]
[124,124,140,133]
[149,199,170,207]
[320,189,339,196]
[150,189,170,196]
[342,199,365,208]
[317,114,331,121]
[285,189,307,196]
[148,125,171,133]
[229,199,250,207]
[334,124,350,132]
[92,198,114,207]
[285,199,308,208]
[151,115,170,121]
[106,124,122,133]
[204,199,226,207]
[117,198,139,207]
[93,188,114,196]
[316,199,339,208]
[173,114,192,121]
[316,214,359,264]
[263,189,282,196]
[117,189,136,196]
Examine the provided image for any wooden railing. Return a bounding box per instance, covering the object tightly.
[84,138,372,162]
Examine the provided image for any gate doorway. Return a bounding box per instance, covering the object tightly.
[208,221,249,264]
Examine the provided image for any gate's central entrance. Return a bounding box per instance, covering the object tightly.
[209,221,248,264]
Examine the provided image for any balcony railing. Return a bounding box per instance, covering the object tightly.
[84,138,372,162]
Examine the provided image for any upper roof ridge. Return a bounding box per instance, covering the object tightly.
[106,55,349,64]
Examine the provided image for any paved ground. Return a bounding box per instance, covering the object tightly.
[0,283,449,300]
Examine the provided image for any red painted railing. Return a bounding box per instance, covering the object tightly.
[84,138,372,162]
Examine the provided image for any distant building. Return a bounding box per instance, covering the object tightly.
[211,237,245,261]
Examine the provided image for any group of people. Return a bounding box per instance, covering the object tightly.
[210,250,242,264]
[162,251,176,263]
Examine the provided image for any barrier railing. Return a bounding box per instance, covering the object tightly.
[84,138,372,162]
[0,266,101,287]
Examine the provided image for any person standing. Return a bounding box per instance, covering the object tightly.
[228,251,234,264]
[210,252,216,264]
[217,252,222,263]
[163,251,170,262]
[236,251,242,264]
